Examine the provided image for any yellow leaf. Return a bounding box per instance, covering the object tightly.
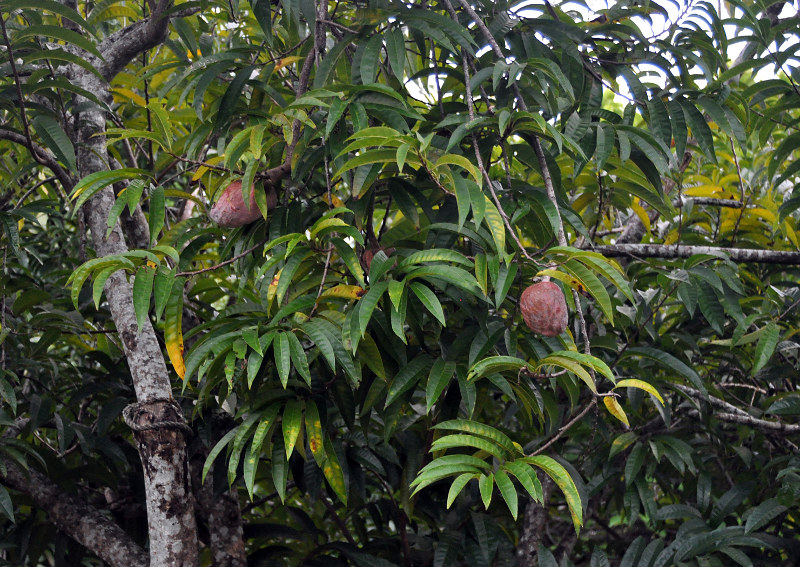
[603,395,630,428]
[275,56,303,71]
[164,279,185,378]
[614,378,664,404]
[684,184,724,198]
[320,284,365,300]
[631,198,650,234]
[110,87,147,108]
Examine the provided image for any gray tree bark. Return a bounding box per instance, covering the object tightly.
[68,4,200,565]
[590,243,800,264]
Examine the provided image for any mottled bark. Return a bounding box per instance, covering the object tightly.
[590,243,800,264]
[191,447,248,567]
[70,4,199,564]
[1,456,148,567]
[517,476,553,565]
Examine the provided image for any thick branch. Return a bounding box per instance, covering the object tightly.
[0,128,75,190]
[674,383,800,434]
[591,243,800,264]
[1,458,147,567]
[674,197,745,209]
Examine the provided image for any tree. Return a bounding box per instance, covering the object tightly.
[1,0,800,565]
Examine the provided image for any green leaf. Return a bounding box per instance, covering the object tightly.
[359,281,388,337]
[91,265,116,309]
[386,354,432,407]
[681,100,717,163]
[282,399,302,459]
[0,485,14,523]
[228,414,261,485]
[431,434,508,460]
[201,427,238,483]
[274,332,291,388]
[494,469,519,519]
[215,65,256,130]
[132,264,155,334]
[152,265,176,324]
[505,461,543,503]
[433,419,518,455]
[148,187,165,245]
[321,437,347,505]
[623,347,703,392]
[744,498,787,534]
[287,332,311,386]
[468,355,533,382]
[244,403,280,499]
[560,259,614,325]
[15,24,103,59]
[525,455,583,533]
[482,195,505,255]
[409,282,446,326]
[31,115,76,171]
[446,473,476,508]
[479,473,494,509]
[71,168,149,212]
[752,322,780,374]
[426,359,456,413]
[301,319,336,372]
[385,28,405,79]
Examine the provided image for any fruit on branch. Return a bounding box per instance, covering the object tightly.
[361,246,395,272]
[208,181,277,228]
[520,281,568,337]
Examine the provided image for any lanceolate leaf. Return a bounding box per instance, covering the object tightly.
[31,115,76,171]
[525,455,583,533]
[752,322,780,374]
[165,277,186,379]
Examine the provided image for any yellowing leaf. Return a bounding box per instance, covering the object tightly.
[320,284,365,300]
[614,378,664,404]
[275,56,303,71]
[164,277,185,379]
[631,198,650,234]
[603,395,630,428]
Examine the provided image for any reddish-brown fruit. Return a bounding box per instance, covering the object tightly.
[208,181,277,228]
[361,247,395,272]
[520,281,568,337]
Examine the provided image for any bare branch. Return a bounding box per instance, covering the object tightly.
[1,457,147,567]
[674,383,800,434]
[0,129,74,190]
[590,243,800,264]
[674,197,745,209]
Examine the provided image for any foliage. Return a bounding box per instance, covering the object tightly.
[1,0,800,564]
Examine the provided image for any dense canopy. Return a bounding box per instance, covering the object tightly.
[1,0,800,565]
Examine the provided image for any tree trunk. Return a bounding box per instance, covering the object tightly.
[71,10,201,558]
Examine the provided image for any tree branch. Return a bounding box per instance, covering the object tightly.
[674,383,800,434]
[0,457,147,567]
[590,243,800,264]
[0,129,74,190]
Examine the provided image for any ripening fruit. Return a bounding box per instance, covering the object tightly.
[520,281,568,337]
[361,246,395,272]
[208,181,276,228]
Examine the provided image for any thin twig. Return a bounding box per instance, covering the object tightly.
[531,398,597,456]
[13,177,56,209]
[178,238,269,276]
[447,3,538,263]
